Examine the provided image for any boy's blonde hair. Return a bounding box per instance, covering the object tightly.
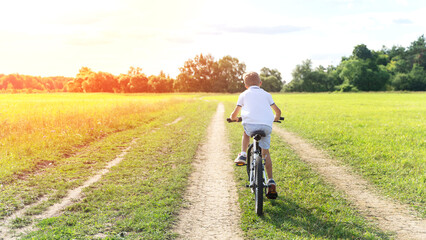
[244,72,261,86]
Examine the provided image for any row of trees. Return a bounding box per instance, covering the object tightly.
[65,67,174,93]
[174,54,283,92]
[1,54,283,93]
[285,35,426,92]
[2,35,424,93]
[0,74,71,93]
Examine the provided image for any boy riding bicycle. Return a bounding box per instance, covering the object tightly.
[229,71,282,199]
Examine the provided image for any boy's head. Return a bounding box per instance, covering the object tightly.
[243,72,261,87]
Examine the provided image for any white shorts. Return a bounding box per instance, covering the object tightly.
[243,124,272,149]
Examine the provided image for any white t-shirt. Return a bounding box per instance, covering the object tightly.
[237,86,275,127]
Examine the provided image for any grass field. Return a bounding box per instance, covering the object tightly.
[1,92,424,239]
[275,93,426,217]
[211,92,426,218]
[1,93,216,239]
[0,93,199,183]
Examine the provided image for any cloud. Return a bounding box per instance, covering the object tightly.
[393,18,413,24]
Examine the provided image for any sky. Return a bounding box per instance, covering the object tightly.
[0,0,425,81]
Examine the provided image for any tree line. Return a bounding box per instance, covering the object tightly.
[0,54,283,93]
[284,35,426,92]
[0,74,71,93]
[1,35,424,93]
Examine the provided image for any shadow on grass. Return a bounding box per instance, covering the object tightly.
[263,196,391,240]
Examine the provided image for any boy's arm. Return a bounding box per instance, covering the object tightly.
[230,105,242,121]
[271,103,281,122]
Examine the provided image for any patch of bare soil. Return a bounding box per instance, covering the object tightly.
[273,126,426,240]
[173,103,243,240]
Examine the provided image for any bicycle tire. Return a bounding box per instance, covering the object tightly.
[254,154,263,216]
[246,144,253,181]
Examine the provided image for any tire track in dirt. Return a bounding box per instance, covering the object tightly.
[173,103,243,240]
[0,138,139,240]
[0,117,187,239]
[274,126,426,240]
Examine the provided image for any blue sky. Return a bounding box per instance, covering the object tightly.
[0,0,425,81]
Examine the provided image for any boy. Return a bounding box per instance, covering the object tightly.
[229,72,281,199]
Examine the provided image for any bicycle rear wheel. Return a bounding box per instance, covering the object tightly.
[254,155,263,216]
[246,144,253,181]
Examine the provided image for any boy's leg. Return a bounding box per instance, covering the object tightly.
[263,148,277,199]
[235,131,250,165]
[262,149,273,179]
[242,131,250,153]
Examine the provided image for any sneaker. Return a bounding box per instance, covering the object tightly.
[234,154,247,166]
[266,179,278,199]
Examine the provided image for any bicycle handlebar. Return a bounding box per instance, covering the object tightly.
[226,117,284,123]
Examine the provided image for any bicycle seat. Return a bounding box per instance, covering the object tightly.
[250,130,266,137]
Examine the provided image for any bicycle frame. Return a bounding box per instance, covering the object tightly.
[247,137,267,192]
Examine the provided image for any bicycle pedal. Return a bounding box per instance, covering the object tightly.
[245,184,250,188]
[266,192,278,199]
[235,163,246,166]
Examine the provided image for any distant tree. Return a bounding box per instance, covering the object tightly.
[216,56,246,92]
[96,72,118,92]
[338,59,389,91]
[406,35,426,69]
[284,59,312,92]
[407,64,426,90]
[392,72,411,90]
[148,71,173,93]
[126,67,150,93]
[353,44,373,60]
[259,67,283,92]
[66,67,92,92]
[386,56,410,74]
[175,54,216,92]
[118,74,130,93]
[283,60,337,92]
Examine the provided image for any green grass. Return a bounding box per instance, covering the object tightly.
[224,101,391,239]
[3,92,424,239]
[1,95,196,220]
[20,100,217,239]
[211,92,425,218]
[272,93,425,217]
[0,93,201,183]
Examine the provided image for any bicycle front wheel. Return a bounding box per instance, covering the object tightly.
[254,155,263,216]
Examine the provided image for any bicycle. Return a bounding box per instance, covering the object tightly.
[227,116,284,216]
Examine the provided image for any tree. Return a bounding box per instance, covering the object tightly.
[66,67,92,92]
[283,60,337,92]
[353,44,372,60]
[148,71,173,93]
[407,35,426,69]
[175,54,246,92]
[216,56,246,92]
[408,64,426,91]
[127,67,150,93]
[284,59,312,92]
[259,67,283,92]
[338,59,389,91]
[175,54,217,92]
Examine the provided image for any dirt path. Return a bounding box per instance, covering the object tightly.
[273,126,426,240]
[173,103,243,240]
